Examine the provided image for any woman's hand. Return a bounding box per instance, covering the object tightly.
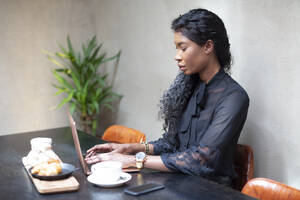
[85,143,130,158]
[84,152,135,168]
[86,143,146,158]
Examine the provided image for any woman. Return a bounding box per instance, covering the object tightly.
[85,8,249,186]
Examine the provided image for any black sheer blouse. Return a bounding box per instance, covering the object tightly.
[150,69,249,185]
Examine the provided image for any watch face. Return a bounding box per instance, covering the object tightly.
[136,152,146,160]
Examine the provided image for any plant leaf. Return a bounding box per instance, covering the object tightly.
[52,70,73,90]
[53,68,71,78]
[86,36,97,58]
[58,43,69,55]
[42,49,55,57]
[77,52,81,65]
[54,88,66,96]
[52,84,65,90]
[89,44,102,61]
[94,52,106,68]
[69,69,81,90]
[82,43,87,56]
[69,101,76,115]
[55,52,70,59]
[67,36,75,58]
[47,55,66,68]
[101,51,121,65]
[103,103,113,111]
[92,101,99,114]
[67,36,81,67]
[56,90,74,109]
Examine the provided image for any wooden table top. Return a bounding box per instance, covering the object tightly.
[0,127,256,200]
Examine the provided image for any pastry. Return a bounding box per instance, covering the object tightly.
[31,159,62,176]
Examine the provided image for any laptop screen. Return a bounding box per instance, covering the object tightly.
[68,112,91,175]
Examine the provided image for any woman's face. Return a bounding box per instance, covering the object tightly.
[174,32,210,75]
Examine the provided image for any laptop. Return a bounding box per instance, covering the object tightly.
[68,112,91,175]
[68,112,140,174]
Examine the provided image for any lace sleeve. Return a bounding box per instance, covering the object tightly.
[149,133,178,155]
[160,145,221,176]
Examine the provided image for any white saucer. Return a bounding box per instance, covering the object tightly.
[87,172,132,188]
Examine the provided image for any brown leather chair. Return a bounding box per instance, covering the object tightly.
[102,125,146,143]
[233,144,254,190]
[242,178,300,200]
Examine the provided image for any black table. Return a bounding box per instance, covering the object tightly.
[0,127,255,200]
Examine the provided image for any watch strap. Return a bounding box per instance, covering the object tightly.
[141,141,150,155]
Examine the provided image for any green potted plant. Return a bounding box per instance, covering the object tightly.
[45,35,122,135]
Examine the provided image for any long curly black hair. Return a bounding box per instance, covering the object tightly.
[159,8,232,146]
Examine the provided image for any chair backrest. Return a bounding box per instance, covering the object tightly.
[102,125,146,143]
[242,178,300,200]
[233,144,254,190]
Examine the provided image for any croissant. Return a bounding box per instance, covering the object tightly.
[31,159,62,176]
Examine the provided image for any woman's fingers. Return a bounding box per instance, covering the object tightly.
[86,143,113,154]
[85,154,102,164]
[86,144,106,153]
[86,145,99,153]
[85,152,112,164]
[85,151,96,158]
[85,143,129,160]
[85,152,135,168]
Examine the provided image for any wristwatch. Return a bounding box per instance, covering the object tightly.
[135,152,147,169]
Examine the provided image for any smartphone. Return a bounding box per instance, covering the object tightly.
[124,182,165,196]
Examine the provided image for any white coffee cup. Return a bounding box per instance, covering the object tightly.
[91,161,122,182]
